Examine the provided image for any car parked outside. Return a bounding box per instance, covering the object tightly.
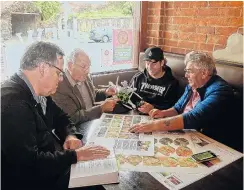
[89,26,113,43]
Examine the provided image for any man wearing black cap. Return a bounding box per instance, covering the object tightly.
[130,46,179,114]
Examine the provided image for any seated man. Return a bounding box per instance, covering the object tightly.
[52,48,118,124]
[1,42,110,190]
[130,51,234,145]
[130,46,179,114]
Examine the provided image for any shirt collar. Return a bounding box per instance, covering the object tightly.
[17,70,44,104]
[65,70,77,87]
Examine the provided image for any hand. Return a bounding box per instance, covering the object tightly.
[63,135,83,150]
[129,120,160,133]
[149,109,166,118]
[105,86,117,96]
[101,98,118,112]
[75,145,110,161]
[138,102,154,114]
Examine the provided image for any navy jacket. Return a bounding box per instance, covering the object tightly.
[174,75,234,143]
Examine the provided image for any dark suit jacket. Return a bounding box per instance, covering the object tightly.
[1,74,81,190]
[52,75,107,125]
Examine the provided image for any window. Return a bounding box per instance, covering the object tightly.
[1,1,141,81]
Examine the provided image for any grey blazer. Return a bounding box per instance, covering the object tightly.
[52,75,107,125]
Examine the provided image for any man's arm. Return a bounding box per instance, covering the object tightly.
[51,98,82,142]
[1,101,77,179]
[129,115,184,133]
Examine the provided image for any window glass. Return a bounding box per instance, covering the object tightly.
[1,1,140,81]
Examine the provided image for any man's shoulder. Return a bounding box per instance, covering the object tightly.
[55,77,73,94]
[132,71,144,80]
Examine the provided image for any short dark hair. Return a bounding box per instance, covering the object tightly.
[20,41,64,70]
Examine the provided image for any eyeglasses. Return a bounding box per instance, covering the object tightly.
[45,62,65,78]
[184,69,196,74]
[145,60,158,64]
[74,63,91,70]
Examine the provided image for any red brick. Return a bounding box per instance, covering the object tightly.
[209,2,229,7]
[171,47,186,55]
[207,35,227,45]
[174,2,190,8]
[199,43,214,52]
[189,1,208,8]
[164,39,178,46]
[196,27,215,34]
[147,37,153,44]
[165,2,174,9]
[228,17,243,26]
[238,27,243,35]
[173,17,195,25]
[153,38,159,45]
[148,16,160,23]
[178,41,197,49]
[175,8,198,16]
[148,9,162,16]
[165,9,174,16]
[172,32,179,40]
[163,24,179,31]
[207,18,229,26]
[228,1,243,7]
[178,32,191,40]
[217,8,242,17]
[178,25,196,33]
[197,8,219,16]
[158,38,164,45]
[147,30,159,38]
[162,16,172,24]
[161,31,173,39]
[189,33,207,42]
[214,44,226,51]
[215,27,238,36]
[162,45,171,52]
[148,2,162,9]
[194,18,208,26]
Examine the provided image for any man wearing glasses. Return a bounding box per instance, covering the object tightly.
[52,48,118,125]
[129,51,235,148]
[1,42,110,190]
[130,46,179,114]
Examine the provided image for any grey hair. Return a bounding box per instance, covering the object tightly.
[66,48,88,64]
[20,41,64,70]
[184,51,217,75]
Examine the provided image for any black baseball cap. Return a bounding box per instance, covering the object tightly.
[144,47,164,62]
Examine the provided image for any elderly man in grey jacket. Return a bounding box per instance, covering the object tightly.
[52,48,118,125]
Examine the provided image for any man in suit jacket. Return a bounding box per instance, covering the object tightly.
[1,42,110,190]
[52,49,118,125]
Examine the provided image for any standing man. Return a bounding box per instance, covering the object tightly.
[129,51,234,146]
[1,42,110,190]
[130,46,179,114]
[52,48,118,125]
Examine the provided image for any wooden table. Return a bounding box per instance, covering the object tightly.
[78,117,243,190]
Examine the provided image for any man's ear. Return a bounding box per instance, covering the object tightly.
[67,61,73,71]
[160,59,165,67]
[202,69,209,79]
[39,63,46,77]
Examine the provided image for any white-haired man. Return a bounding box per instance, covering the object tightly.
[52,48,118,125]
[130,51,234,146]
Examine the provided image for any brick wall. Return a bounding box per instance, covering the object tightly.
[141,1,243,55]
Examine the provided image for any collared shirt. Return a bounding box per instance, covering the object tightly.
[66,70,93,109]
[183,90,200,113]
[17,70,47,114]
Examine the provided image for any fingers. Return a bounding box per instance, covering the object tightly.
[77,145,111,161]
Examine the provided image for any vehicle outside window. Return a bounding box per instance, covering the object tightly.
[89,26,113,43]
[1,1,140,79]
